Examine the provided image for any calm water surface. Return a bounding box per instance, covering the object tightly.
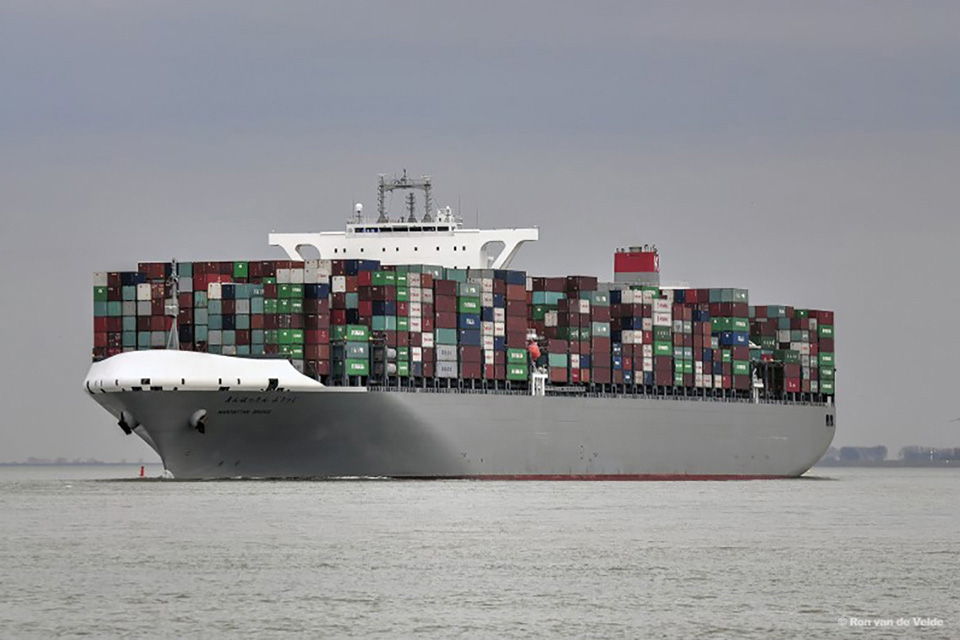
[0,466,956,639]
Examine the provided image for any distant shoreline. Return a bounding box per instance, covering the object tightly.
[0,461,162,467]
[815,460,957,468]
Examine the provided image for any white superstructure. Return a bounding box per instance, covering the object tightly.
[269,171,538,269]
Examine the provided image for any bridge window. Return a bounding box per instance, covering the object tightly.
[462,246,466,251]
[382,247,386,252]
[396,247,399,251]
[360,248,364,253]
[414,247,418,251]
[334,248,338,253]
[453,246,457,251]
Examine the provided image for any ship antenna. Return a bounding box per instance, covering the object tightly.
[406,192,417,222]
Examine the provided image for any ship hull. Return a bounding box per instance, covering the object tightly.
[87,380,834,481]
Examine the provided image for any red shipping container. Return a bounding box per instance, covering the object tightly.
[94,332,108,347]
[593,367,612,384]
[549,367,568,383]
[460,346,482,363]
[570,368,580,383]
[358,301,373,317]
[785,378,801,392]
[460,362,482,379]
[506,299,526,317]
[422,315,435,332]
[434,280,457,296]
[397,332,409,347]
[409,332,422,346]
[235,330,250,345]
[506,284,526,301]
[580,368,591,383]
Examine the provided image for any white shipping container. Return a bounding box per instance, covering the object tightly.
[137,301,151,316]
[436,345,458,361]
[809,318,818,330]
[778,330,791,343]
[421,332,434,348]
[714,374,724,388]
[642,290,655,304]
[407,273,421,288]
[653,299,671,314]
[276,269,291,284]
[494,321,505,337]
[695,374,704,388]
[236,299,250,314]
[93,272,108,287]
[661,290,674,303]
[481,278,493,293]
[482,335,495,350]
[672,320,684,333]
[436,361,458,378]
[410,316,423,332]
[526,276,533,291]
[570,354,580,368]
[482,321,495,337]
[409,287,422,303]
[642,344,653,358]
[409,301,422,317]
[484,350,495,365]
[642,357,654,371]
[801,354,811,367]
[494,308,506,322]
[412,346,423,362]
[332,276,346,293]
[811,381,819,393]
[207,283,222,300]
[290,269,305,284]
[694,361,704,373]
[422,288,434,304]
[642,318,653,332]
[653,312,672,326]
[683,321,692,334]
[482,292,494,307]
[798,343,811,356]
[545,310,558,327]
[622,290,640,304]
[621,330,636,345]
[578,299,590,314]
[137,283,151,301]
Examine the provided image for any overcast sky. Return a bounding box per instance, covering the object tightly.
[2,1,958,461]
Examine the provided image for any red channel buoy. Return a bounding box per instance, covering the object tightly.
[140,465,145,478]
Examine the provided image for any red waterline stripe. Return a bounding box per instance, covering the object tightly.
[398,474,794,481]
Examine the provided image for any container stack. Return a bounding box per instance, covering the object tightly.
[93,259,834,398]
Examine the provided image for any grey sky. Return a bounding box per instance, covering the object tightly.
[2,1,958,461]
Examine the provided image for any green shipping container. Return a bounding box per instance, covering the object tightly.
[458,282,480,296]
[821,366,835,380]
[507,364,528,380]
[93,286,108,301]
[371,315,397,331]
[654,341,672,356]
[458,297,481,313]
[674,371,685,386]
[396,287,409,302]
[819,325,834,338]
[507,348,527,363]
[548,353,568,368]
[821,380,835,394]
[721,349,732,363]
[372,271,396,286]
[397,316,410,331]
[397,361,410,377]
[819,352,835,367]
[233,261,248,278]
[732,360,750,375]
[344,359,369,375]
[331,326,346,340]
[345,342,368,358]
[435,328,458,345]
[653,326,672,341]
[347,325,370,341]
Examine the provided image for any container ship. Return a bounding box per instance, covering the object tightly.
[84,172,837,479]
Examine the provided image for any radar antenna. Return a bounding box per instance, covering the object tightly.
[377,170,432,223]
